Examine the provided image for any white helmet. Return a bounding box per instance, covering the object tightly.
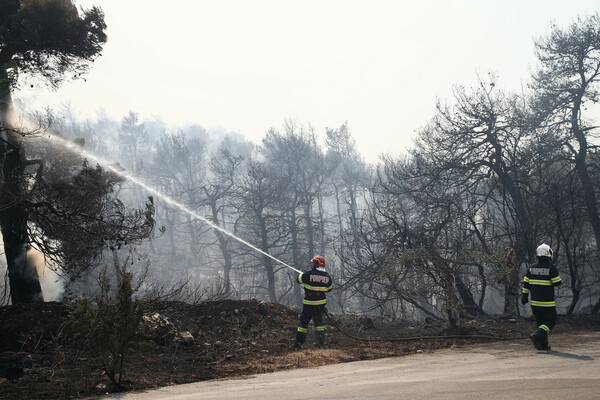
[536,244,553,258]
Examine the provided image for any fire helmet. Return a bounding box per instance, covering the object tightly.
[536,244,553,259]
[311,255,325,268]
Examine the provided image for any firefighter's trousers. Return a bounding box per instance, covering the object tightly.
[532,306,557,346]
[295,304,326,346]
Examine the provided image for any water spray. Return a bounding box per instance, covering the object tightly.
[44,132,302,274]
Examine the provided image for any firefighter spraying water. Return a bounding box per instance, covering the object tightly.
[293,255,333,349]
[43,132,517,348]
[41,133,344,349]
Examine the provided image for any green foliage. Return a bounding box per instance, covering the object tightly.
[26,133,157,281]
[377,246,473,326]
[0,0,107,90]
[71,254,146,390]
[0,0,108,305]
[485,249,516,285]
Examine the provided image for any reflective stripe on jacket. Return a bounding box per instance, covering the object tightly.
[298,268,333,305]
[523,260,561,307]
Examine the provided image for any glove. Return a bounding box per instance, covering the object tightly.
[521,293,529,305]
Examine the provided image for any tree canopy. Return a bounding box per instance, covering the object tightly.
[0,0,106,91]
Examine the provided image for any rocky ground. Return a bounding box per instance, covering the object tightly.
[2,299,600,400]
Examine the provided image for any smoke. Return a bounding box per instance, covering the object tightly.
[1,112,299,305]
[45,132,302,274]
[0,239,64,303]
[28,248,64,302]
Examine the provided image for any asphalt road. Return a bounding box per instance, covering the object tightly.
[92,331,600,400]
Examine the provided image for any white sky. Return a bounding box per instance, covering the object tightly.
[14,0,600,163]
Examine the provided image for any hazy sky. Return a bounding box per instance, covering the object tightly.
[15,0,600,163]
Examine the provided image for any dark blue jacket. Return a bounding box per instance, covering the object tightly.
[523,259,562,307]
[297,267,332,305]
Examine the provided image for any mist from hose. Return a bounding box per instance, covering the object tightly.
[44,132,302,274]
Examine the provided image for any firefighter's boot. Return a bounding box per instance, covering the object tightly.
[292,330,306,349]
[529,330,543,350]
[530,328,550,351]
[539,329,551,350]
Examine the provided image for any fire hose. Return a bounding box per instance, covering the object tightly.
[323,311,520,342]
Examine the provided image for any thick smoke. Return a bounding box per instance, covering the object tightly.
[28,248,64,302]
[0,243,63,304]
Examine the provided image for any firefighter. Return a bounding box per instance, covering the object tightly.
[293,255,333,349]
[522,243,562,350]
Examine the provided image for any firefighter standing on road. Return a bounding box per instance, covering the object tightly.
[293,255,333,349]
[522,243,562,350]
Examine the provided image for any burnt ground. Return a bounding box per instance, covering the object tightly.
[2,299,600,400]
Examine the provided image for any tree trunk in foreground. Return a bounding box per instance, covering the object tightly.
[0,83,43,304]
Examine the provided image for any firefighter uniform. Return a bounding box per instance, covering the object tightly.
[522,257,562,350]
[294,256,333,348]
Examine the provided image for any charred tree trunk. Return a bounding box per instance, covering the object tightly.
[492,163,531,315]
[566,288,580,316]
[502,249,524,316]
[288,208,303,305]
[256,214,276,302]
[571,95,600,315]
[455,276,484,317]
[0,85,43,303]
[0,214,43,304]
[303,196,314,259]
[208,198,232,296]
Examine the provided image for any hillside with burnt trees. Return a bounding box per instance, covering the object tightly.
[2,299,600,399]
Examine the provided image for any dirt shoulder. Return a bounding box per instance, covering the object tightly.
[2,299,600,400]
